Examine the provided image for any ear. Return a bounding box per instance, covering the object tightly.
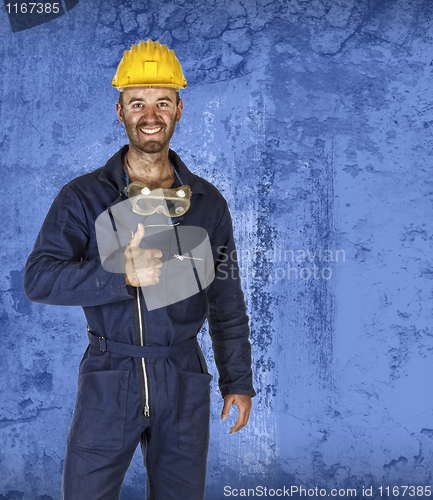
[116,101,125,125]
[176,98,183,123]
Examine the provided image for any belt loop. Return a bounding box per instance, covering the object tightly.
[99,337,107,352]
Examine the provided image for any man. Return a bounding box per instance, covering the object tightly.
[23,39,255,500]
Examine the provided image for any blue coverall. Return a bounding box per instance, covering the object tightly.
[23,145,256,500]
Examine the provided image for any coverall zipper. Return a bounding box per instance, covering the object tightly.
[129,225,150,420]
[136,287,150,418]
[173,253,204,261]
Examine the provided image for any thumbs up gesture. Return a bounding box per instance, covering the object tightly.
[124,224,163,287]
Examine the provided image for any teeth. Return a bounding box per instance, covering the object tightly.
[140,127,162,134]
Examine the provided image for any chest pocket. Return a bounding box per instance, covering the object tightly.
[165,226,214,322]
[141,225,215,314]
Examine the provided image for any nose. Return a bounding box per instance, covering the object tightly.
[140,104,159,123]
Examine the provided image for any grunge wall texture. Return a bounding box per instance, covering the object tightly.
[1,0,433,498]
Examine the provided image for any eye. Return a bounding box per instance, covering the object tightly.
[157,102,169,107]
[132,103,144,108]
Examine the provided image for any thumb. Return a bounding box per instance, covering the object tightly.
[221,396,233,421]
[129,223,145,248]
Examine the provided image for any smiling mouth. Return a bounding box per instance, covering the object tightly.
[140,127,163,135]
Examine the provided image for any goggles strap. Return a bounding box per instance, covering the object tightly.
[171,160,184,185]
[124,152,131,193]
[169,162,185,224]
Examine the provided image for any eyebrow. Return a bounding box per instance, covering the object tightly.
[127,96,174,105]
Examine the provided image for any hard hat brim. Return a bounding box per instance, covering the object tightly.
[115,83,185,91]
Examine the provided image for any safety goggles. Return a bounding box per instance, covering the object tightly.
[126,182,192,217]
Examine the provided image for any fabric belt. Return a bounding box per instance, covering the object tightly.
[87,328,198,358]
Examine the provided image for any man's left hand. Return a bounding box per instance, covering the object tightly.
[221,394,252,434]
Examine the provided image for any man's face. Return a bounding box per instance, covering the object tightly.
[116,87,183,155]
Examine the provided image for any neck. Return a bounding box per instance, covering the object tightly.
[124,145,175,189]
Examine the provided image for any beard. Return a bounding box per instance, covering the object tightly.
[124,114,177,154]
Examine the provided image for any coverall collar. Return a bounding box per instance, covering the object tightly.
[98,145,206,196]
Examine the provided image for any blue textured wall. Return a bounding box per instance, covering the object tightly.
[1,0,433,498]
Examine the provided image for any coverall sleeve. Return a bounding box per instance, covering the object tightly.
[23,184,133,307]
[207,203,256,399]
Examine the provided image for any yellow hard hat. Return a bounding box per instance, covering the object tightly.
[112,39,187,90]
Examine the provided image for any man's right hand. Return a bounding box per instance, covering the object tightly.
[125,223,163,287]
